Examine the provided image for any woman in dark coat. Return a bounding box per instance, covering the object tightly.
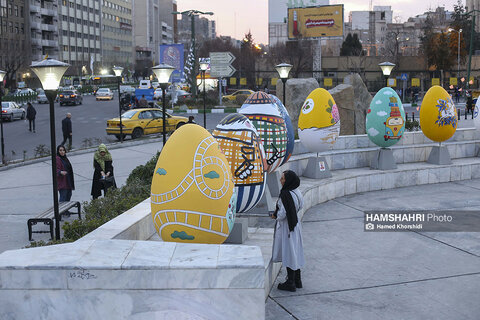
[91,144,116,199]
[56,145,75,202]
[271,170,305,292]
[26,102,36,132]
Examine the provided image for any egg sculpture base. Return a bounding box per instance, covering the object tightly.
[427,145,452,165]
[303,156,332,179]
[370,148,397,170]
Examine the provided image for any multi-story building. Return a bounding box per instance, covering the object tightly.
[100,0,133,71]
[133,0,175,77]
[1,0,29,87]
[349,6,393,56]
[57,0,102,76]
[29,0,59,62]
[177,15,216,45]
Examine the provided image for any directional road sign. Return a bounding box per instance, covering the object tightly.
[210,51,236,77]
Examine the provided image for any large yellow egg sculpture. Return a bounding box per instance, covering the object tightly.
[298,88,340,152]
[420,86,457,142]
[151,124,236,244]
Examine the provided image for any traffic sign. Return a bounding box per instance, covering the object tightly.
[210,65,236,78]
[401,73,408,81]
[210,52,235,65]
[209,51,236,77]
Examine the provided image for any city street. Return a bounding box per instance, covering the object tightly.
[0,95,227,162]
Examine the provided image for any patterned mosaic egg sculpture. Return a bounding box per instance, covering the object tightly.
[473,97,480,131]
[420,86,457,142]
[212,113,267,213]
[269,94,295,165]
[151,124,236,244]
[298,88,340,152]
[239,92,287,173]
[366,87,406,148]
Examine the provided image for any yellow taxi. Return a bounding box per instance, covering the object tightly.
[222,89,254,101]
[106,108,189,140]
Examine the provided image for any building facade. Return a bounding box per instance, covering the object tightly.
[466,0,480,32]
[57,0,102,76]
[1,0,30,87]
[29,0,58,62]
[100,0,133,71]
[133,0,174,78]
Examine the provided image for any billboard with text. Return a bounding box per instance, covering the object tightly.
[288,5,343,39]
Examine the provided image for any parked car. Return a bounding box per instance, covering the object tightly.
[153,88,163,100]
[14,88,36,96]
[1,101,25,121]
[59,90,83,106]
[105,108,188,140]
[96,88,114,101]
[36,89,48,104]
[139,80,152,89]
[222,89,254,101]
[120,85,136,95]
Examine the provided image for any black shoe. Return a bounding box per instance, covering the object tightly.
[278,268,296,292]
[295,269,303,288]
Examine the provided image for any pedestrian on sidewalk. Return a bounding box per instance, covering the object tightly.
[56,145,75,202]
[26,102,36,132]
[61,113,72,150]
[91,144,116,199]
[271,170,305,292]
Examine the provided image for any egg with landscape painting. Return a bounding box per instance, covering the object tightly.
[298,88,340,152]
[270,94,295,165]
[239,91,288,173]
[420,85,457,142]
[150,124,236,244]
[212,113,266,213]
[366,87,405,148]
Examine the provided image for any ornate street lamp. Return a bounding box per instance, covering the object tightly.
[30,58,70,240]
[379,61,395,87]
[152,63,175,146]
[113,66,124,142]
[275,63,293,105]
[199,59,209,128]
[0,69,6,165]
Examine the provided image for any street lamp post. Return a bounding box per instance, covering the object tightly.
[275,63,293,105]
[0,70,6,165]
[30,58,70,240]
[113,66,124,142]
[379,61,395,87]
[448,28,462,77]
[152,63,176,147]
[172,10,213,98]
[199,59,209,128]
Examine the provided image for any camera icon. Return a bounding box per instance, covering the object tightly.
[365,223,375,231]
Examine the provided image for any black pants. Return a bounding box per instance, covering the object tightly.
[28,119,35,131]
[62,133,72,148]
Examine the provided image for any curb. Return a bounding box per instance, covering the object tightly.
[0,136,165,172]
[170,107,240,114]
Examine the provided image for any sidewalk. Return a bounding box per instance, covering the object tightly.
[0,140,161,253]
[266,179,480,319]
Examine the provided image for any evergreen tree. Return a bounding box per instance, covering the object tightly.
[340,33,363,56]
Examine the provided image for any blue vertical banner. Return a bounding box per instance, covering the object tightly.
[160,44,184,83]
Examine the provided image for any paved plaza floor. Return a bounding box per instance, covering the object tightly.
[266,180,480,320]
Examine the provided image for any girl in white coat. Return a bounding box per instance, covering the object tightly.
[271,170,305,292]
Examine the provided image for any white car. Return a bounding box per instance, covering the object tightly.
[1,102,25,121]
[153,88,164,100]
[36,89,48,104]
[96,88,114,101]
[139,80,152,89]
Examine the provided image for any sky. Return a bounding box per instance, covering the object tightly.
[176,0,462,45]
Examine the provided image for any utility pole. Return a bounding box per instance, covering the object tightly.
[172,10,213,98]
[464,10,480,90]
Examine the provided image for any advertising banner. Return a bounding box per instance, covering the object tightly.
[288,5,343,39]
[159,44,184,83]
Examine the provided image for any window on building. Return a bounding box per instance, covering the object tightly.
[63,30,68,36]
[70,31,75,37]
[7,3,11,15]
[63,45,68,51]
[76,18,81,24]
[14,22,17,33]
[13,4,17,16]
[70,2,74,8]
[71,46,76,52]
[8,21,12,33]
[69,17,74,22]
[20,23,23,34]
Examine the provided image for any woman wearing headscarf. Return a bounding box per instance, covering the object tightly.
[271,170,305,292]
[91,144,116,199]
[56,145,75,202]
